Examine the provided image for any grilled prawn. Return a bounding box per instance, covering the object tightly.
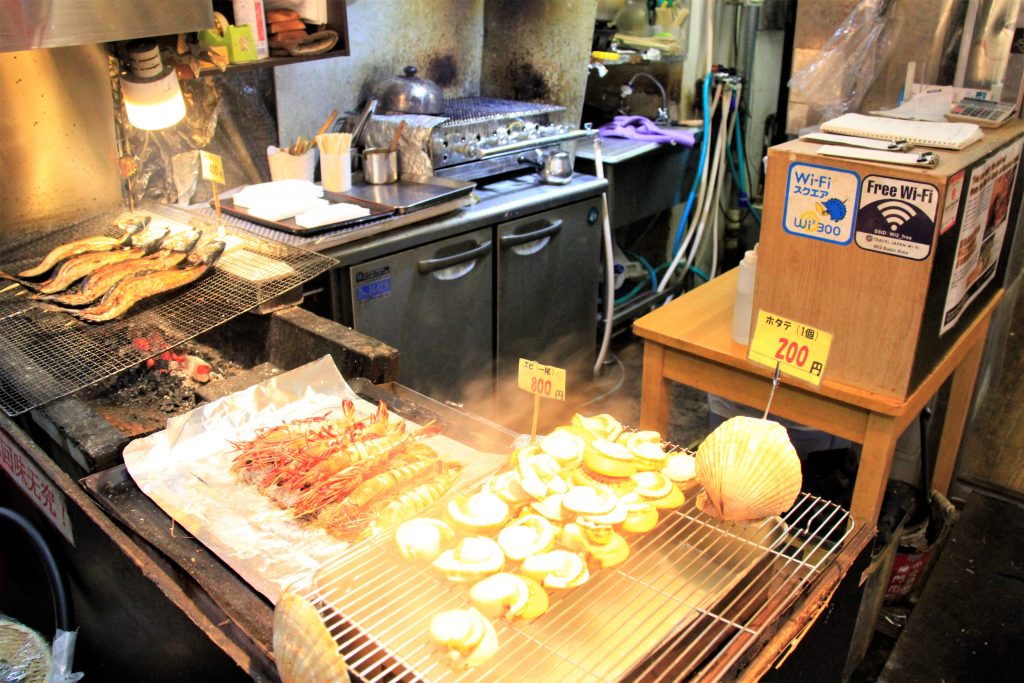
[287,422,440,493]
[355,467,462,541]
[289,440,439,516]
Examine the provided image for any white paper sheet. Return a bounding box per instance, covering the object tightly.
[123,355,502,603]
[870,87,955,122]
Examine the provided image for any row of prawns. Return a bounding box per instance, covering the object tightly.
[229,399,462,541]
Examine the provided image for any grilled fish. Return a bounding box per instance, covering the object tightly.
[70,240,226,323]
[16,217,149,278]
[35,227,203,306]
[24,227,171,295]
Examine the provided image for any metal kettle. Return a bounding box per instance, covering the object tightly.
[517,149,573,185]
[377,66,444,114]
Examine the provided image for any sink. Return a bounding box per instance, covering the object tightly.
[576,123,701,164]
[575,129,697,228]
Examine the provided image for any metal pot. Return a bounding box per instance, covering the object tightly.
[517,149,573,185]
[363,147,398,184]
[377,66,444,115]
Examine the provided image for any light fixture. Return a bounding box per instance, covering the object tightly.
[120,40,186,130]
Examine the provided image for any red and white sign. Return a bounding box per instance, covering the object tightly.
[0,428,74,544]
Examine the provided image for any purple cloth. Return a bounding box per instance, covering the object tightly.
[598,115,696,146]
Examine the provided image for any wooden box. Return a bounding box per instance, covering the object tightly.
[752,121,1024,398]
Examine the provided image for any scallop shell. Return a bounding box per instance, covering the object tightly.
[274,591,350,683]
[694,416,802,522]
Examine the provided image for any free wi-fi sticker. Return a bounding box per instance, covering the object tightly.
[855,175,939,261]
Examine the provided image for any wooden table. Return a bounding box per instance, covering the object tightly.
[634,268,1002,526]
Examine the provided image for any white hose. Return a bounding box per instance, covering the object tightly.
[712,85,742,279]
[593,137,615,376]
[710,191,719,278]
[682,84,723,252]
[686,90,736,278]
[658,87,730,291]
[657,84,722,291]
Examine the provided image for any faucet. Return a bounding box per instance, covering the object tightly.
[619,72,669,123]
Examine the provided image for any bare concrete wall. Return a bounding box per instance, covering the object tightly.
[481,0,597,125]
[0,46,123,236]
[276,0,598,143]
[274,0,485,145]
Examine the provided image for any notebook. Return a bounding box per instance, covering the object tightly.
[820,113,983,150]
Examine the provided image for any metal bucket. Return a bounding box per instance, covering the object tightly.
[363,148,398,184]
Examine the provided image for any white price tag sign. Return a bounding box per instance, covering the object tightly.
[747,310,833,386]
[517,359,567,401]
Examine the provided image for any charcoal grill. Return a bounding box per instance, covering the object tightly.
[0,204,337,416]
[294,447,853,683]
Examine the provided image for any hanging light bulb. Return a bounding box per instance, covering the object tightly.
[120,40,186,130]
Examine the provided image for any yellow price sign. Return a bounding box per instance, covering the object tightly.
[747,310,832,386]
[518,358,567,401]
[200,150,225,185]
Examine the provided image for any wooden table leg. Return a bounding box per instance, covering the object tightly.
[639,342,671,435]
[932,331,988,496]
[850,412,901,526]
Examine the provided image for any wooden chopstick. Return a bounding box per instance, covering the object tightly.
[287,110,340,155]
[315,109,339,138]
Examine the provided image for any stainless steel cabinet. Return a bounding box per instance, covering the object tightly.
[349,226,494,411]
[495,200,602,425]
[346,198,602,427]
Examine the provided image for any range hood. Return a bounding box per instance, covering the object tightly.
[1,0,214,52]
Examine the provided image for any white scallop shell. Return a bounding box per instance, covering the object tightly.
[694,416,802,521]
[274,592,350,683]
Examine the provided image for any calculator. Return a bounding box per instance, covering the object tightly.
[945,97,1016,127]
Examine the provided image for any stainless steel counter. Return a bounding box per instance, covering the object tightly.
[320,172,607,265]
[209,173,607,264]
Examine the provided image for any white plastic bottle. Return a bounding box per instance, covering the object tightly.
[731,247,758,345]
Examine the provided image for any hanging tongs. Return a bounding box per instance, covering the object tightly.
[350,97,378,149]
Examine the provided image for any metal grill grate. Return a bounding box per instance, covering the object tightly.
[304,459,852,683]
[438,97,564,125]
[0,204,336,416]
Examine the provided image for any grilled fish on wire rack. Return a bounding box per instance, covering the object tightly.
[14,226,171,295]
[33,227,202,306]
[45,239,226,323]
[9,215,150,279]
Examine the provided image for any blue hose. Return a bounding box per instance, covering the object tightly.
[627,250,658,291]
[671,72,714,255]
[733,108,762,223]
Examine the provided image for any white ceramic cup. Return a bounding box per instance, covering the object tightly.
[320,150,353,193]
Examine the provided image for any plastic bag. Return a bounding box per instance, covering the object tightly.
[116,67,279,206]
[788,0,896,122]
[48,630,83,683]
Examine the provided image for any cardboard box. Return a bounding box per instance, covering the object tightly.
[752,120,1024,398]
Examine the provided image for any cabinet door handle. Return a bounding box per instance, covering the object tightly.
[417,240,492,273]
[499,219,563,248]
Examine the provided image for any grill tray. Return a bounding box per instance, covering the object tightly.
[435,97,564,125]
[0,204,336,416]
[305,465,852,682]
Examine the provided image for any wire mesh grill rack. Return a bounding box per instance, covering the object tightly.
[438,97,564,125]
[0,204,336,416]
[303,463,852,683]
